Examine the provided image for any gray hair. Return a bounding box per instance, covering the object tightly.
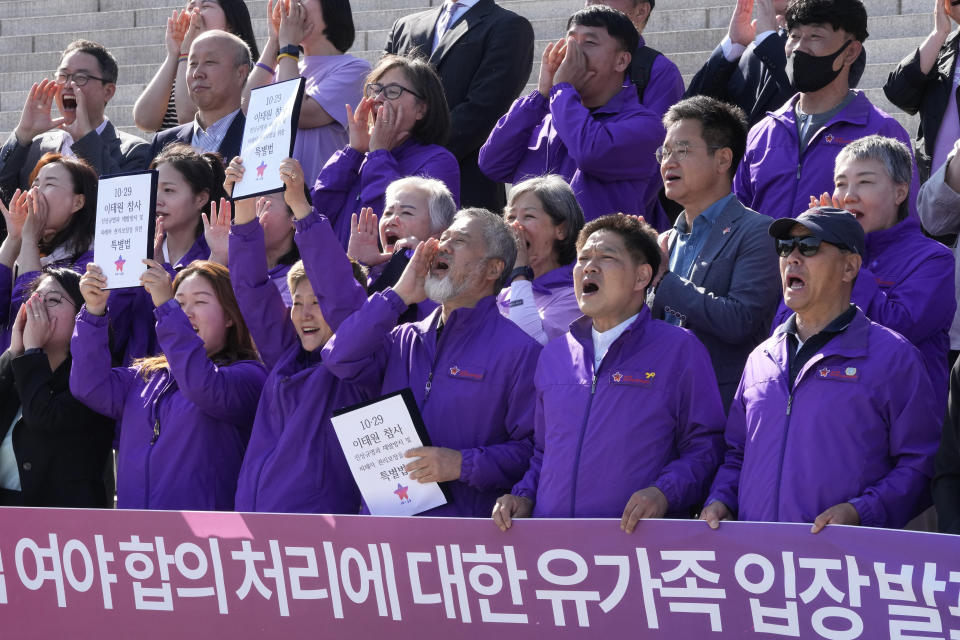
[193,29,252,70]
[455,207,517,291]
[386,176,456,234]
[506,175,584,265]
[835,135,912,220]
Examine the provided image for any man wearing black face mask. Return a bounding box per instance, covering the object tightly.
[732,0,921,220]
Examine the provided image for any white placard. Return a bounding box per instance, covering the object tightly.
[331,390,448,516]
[94,171,157,289]
[232,77,305,200]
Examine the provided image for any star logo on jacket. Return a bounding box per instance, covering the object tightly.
[256,160,267,179]
[394,483,411,504]
[825,134,834,143]
[819,367,831,377]
[722,227,731,235]
[612,372,624,382]
[818,366,859,381]
[114,255,126,274]
[449,366,460,376]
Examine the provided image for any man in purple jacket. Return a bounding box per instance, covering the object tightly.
[732,0,919,220]
[323,208,541,517]
[492,215,725,533]
[701,208,940,532]
[478,6,666,229]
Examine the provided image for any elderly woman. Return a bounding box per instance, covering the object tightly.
[797,135,955,409]
[310,54,460,247]
[498,175,585,345]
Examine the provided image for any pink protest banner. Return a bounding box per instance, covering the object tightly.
[0,507,958,639]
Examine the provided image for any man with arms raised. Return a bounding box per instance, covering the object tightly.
[323,208,541,517]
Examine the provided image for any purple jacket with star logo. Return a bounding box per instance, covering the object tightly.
[322,291,541,517]
[707,308,940,528]
[511,306,726,518]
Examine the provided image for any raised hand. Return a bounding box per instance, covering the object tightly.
[22,293,56,351]
[0,190,29,240]
[9,306,27,355]
[203,198,232,265]
[347,97,375,153]
[153,217,167,264]
[181,7,205,54]
[223,156,244,197]
[140,259,175,308]
[165,9,191,57]
[553,37,592,92]
[79,263,110,316]
[369,101,409,152]
[509,222,529,269]
[728,0,757,47]
[14,79,66,145]
[348,207,391,266]
[22,187,49,243]
[58,82,94,140]
[278,0,312,47]
[278,157,312,219]
[538,38,567,97]
[392,238,438,306]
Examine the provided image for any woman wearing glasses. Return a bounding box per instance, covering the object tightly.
[311,54,460,247]
[244,0,370,186]
[0,267,113,507]
[0,154,97,352]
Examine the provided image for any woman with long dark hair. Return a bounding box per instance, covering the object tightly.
[72,260,266,510]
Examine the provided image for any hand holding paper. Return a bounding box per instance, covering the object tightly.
[404,446,462,484]
[140,259,174,308]
[80,263,110,317]
[279,157,311,219]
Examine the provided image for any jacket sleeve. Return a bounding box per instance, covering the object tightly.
[652,334,726,511]
[882,46,932,116]
[705,373,749,515]
[917,155,960,235]
[458,340,539,492]
[311,146,363,229]
[359,146,461,212]
[154,299,267,423]
[847,346,940,528]
[642,55,685,120]
[732,131,758,208]
[651,218,781,343]
[11,352,105,434]
[851,251,955,346]
[445,15,535,160]
[934,358,960,534]
[549,83,663,181]
[685,45,739,102]
[228,219,297,370]
[321,288,403,388]
[511,353,547,502]
[69,307,137,420]
[294,211,367,332]
[0,133,32,201]
[477,91,550,183]
[70,128,151,177]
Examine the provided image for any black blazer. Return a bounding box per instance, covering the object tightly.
[384,0,534,211]
[148,111,246,165]
[0,351,113,507]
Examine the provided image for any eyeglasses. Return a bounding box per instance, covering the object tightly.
[37,293,76,309]
[364,82,423,101]
[53,72,109,87]
[654,143,722,164]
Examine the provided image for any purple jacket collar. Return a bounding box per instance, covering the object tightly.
[414,293,500,336]
[531,262,574,295]
[569,304,651,362]
[769,306,869,372]
[770,90,872,131]
[864,215,921,259]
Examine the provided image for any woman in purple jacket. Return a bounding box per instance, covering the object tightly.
[498,175,585,345]
[71,260,266,511]
[310,54,460,247]
[0,154,97,352]
[794,135,955,409]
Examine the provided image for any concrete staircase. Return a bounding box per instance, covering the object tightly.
[0,0,933,143]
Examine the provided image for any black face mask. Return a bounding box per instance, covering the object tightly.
[786,39,853,93]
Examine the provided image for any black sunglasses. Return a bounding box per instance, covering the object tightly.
[776,236,824,257]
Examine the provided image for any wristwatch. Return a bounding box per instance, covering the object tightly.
[508,266,535,283]
[277,44,301,59]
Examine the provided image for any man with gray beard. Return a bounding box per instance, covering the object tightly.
[323,208,542,517]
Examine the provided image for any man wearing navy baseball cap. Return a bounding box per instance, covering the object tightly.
[701,207,940,533]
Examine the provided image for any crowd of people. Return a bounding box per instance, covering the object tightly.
[0,0,958,537]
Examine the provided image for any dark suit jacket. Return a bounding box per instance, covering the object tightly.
[0,120,150,203]
[384,0,534,211]
[0,351,113,507]
[647,196,781,410]
[148,111,246,165]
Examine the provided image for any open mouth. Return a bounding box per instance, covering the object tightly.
[301,327,320,335]
[664,173,681,184]
[785,275,805,290]
[61,95,77,112]
[847,208,863,219]
[433,256,450,273]
[384,232,399,247]
[190,325,199,333]
[581,281,600,295]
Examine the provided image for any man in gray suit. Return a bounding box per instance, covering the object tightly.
[0,40,150,204]
[648,96,780,409]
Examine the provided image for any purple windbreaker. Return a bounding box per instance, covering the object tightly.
[708,308,940,528]
[322,290,542,517]
[770,215,954,410]
[231,213,376,513]
[70,300,266,511]
[478,83,666,230]
[310,140,461,248]
[733,91,920,220]
[512,307,725,518]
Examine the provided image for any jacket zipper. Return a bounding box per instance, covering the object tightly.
[773,353,823,521]
[423,320,451,403]
[569,372,599,518]
[144,376,175,509]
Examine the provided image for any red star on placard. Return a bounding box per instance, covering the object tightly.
[114,255,126,274]
[394,484,410,501]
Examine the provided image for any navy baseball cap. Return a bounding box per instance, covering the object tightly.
[768,207,865,256]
